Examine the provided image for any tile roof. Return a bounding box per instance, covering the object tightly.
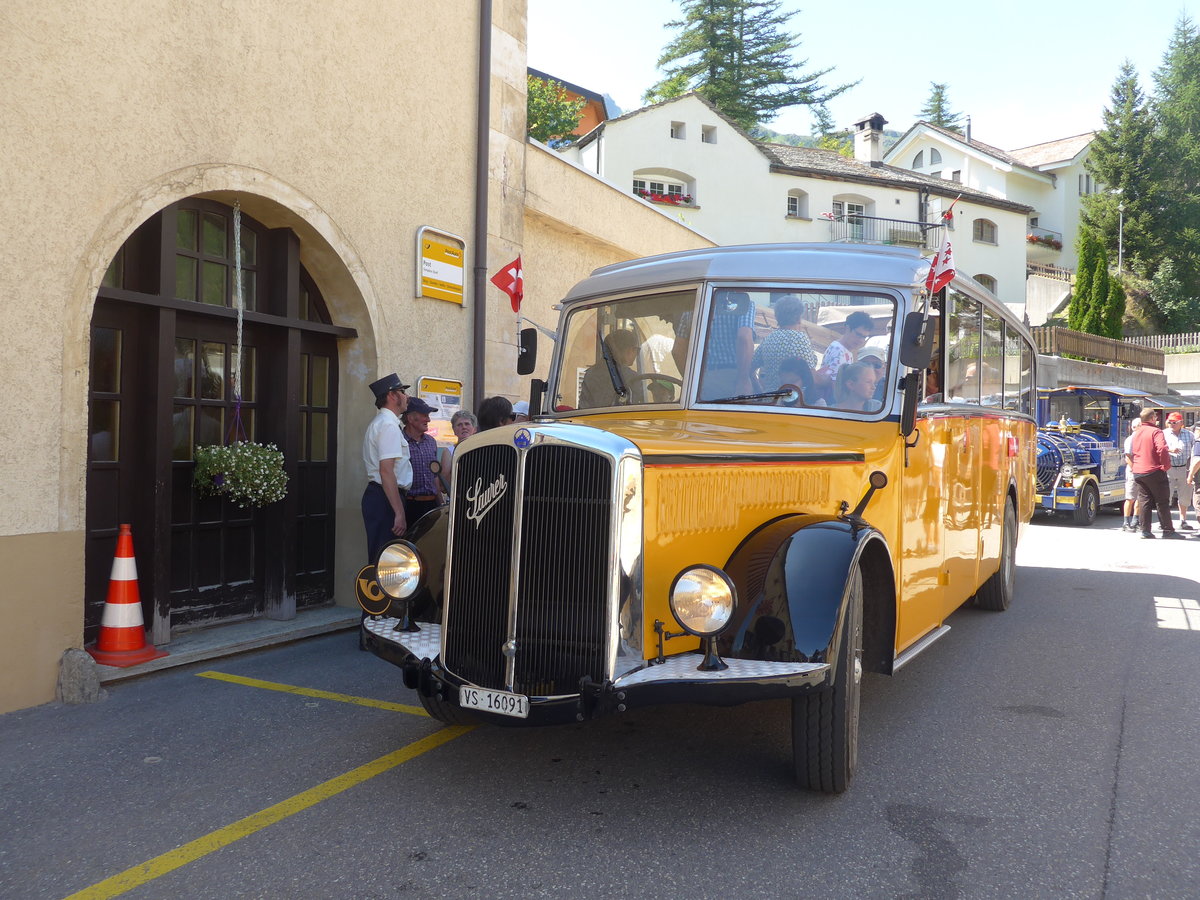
[757,143,1033,213]
[888,121,1049,178]
[1007,132,1096,167]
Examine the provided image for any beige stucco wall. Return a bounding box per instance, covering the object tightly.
[0,0,530,713]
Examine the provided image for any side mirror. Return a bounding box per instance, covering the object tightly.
[898,311,934,370]
[516,327,537,375]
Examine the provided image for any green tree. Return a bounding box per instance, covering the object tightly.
[1151,16,1200,294]
[812,104,851,156]
[526,76,586,145]
[1068,230,1100,331]
[1103,274,1126,339]
[917,83,963,132]
[1082,61,1160,276]
[1151,258,1200,331]
[644,0,856,132]
[1081,248,1110,336]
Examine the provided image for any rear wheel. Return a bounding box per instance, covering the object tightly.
[1073,482,1099,526]
[791,566,862,793]
[976,499,1016,611]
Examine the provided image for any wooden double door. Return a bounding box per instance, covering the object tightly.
[85,200,350,643]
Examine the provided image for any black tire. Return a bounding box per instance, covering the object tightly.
[418,687,480,725]
[1072,482,1099,526]
[976,499,1016,611]
[791,565,862,793]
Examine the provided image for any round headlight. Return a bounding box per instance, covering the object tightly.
[669,566,736,637]
[1061,464,1075,479]
[376,541,423,599]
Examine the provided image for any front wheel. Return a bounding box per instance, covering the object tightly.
[792,565,862,793]
[1072,482,1099,526]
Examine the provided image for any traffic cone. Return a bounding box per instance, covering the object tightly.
[86,524,168,667]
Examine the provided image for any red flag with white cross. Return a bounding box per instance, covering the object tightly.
[490,256,524,313]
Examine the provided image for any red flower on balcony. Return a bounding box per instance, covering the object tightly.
[1026,233,1063,251]
[634,188,694,206]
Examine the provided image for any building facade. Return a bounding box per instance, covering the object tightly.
[565,95,1033,310]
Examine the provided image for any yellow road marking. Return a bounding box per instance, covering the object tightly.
[64,726,472,900]
[196,670,428,716]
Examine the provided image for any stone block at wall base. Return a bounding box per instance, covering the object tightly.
[57,648,107,704]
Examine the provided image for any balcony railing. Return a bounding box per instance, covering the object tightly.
[1026,226,1063,252]
[1027,262,1075,283]
[1032,326,1165,371]
[825,214,943,251]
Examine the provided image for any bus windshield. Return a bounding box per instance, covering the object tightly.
[550,287,898,413]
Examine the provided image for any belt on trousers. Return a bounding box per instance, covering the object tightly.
[407,493,436,501]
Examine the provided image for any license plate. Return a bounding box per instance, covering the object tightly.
[459,685,529,719]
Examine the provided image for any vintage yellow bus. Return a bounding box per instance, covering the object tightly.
[358,243,1037,793]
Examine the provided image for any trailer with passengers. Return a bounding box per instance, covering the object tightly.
[356,243,1037,793]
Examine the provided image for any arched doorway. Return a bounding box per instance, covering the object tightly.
[85,198,355,643]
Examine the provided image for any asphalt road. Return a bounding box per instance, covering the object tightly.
[2,511,1198,899]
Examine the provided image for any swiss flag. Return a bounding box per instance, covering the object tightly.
[925,239,955,293]
[490,256,524,313]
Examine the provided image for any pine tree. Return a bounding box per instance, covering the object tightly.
[1082,61,1160,276]
[1081,249,1110,336]
[917,83,963,133]
[644,0,856,132]
[812,104,851,156]
[1103,275,1126,339]
[526,76,586,146]
[1151,16,1200,294]
[1068,231,1099,331]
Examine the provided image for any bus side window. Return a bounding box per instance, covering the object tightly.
[945,291,982,404]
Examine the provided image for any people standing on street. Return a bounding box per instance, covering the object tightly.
[361,373,411,564]
[1163,412,1195,529]
[477,396,515,430]
[401,397,441,526]
[1189,424,1200,521]
[1128,408,1183,539]
[1122,419,1138,532]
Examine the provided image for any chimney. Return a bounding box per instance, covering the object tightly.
[853,113,888,166]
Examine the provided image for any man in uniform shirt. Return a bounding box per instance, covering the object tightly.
[362,373,412,564]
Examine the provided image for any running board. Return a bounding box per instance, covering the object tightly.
[892,625,952,673]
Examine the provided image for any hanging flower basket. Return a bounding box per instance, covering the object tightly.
[194,441,288,509]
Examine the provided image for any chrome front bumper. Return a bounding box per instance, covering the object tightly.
[363,616,830,720]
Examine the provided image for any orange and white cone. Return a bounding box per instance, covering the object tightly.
[86,524,168,667]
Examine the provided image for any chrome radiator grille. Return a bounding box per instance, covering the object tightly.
[444,440,613,695]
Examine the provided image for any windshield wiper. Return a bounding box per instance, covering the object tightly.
[599,336,630,403]
[706,388,799,405]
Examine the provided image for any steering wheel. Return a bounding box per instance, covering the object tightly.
[625,373,684,402]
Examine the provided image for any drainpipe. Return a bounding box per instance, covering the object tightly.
[472,0,492,408]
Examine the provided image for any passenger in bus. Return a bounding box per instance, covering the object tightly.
[578,329,644,408]
[751,295,817,390]
[697,291,756,399]
[818,310,874,381]
[778,355,823,407]
[834,361,881,412]
[857,344,887,403]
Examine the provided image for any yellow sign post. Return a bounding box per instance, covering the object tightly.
[417,227,465,304]
[416,376,465,448]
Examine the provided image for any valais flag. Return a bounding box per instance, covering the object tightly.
[925,239,955,293]
[490,256,524,313]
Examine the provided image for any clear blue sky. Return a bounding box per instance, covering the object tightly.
[528,0,1198,149]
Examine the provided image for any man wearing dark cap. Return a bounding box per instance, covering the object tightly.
[362,373,412,564]
[401,396,441,525]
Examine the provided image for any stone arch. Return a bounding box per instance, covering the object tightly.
[60,163,382,531]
